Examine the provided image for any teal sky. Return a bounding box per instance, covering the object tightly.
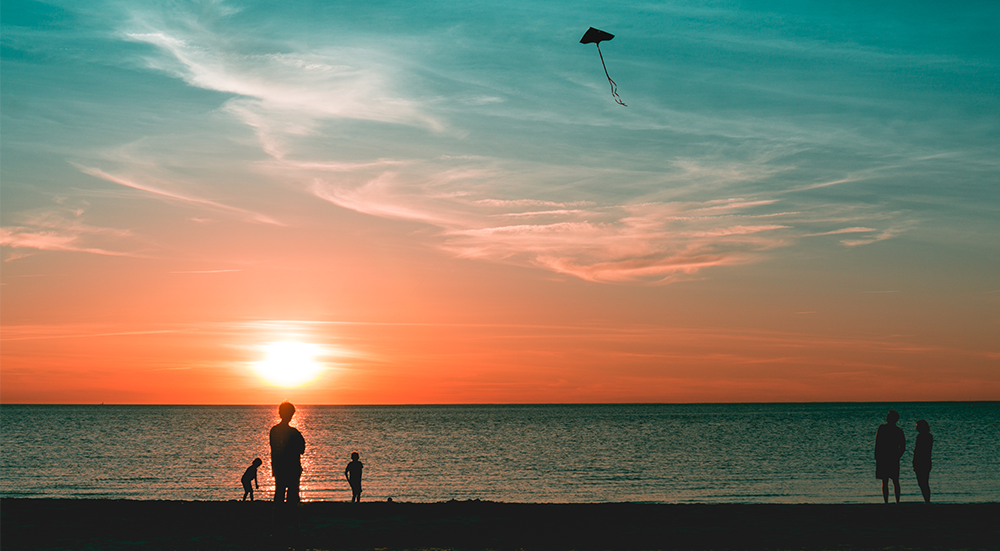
[2,0,998,403]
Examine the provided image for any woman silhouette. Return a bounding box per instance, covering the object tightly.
[912,419,933,503]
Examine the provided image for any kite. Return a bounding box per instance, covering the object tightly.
[580,27,626,106]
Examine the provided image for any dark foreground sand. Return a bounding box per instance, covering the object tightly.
[2,499,998,551]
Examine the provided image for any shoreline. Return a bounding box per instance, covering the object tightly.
[3,499,998,550]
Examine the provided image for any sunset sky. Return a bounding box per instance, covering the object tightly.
[2,0,998,404]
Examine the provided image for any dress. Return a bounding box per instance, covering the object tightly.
[874,423,906,479]
[912,432,933,474]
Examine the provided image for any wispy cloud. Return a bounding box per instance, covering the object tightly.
[1,208,139,260]
[303,152,906,283]
[687,225,789,237]
[0,326,181,342]
[806,227,876,237]
[75,164,281,225]
[122,15,444,162]
[169,269,242,274]
[840,227,907,247]
[695,199,779,212]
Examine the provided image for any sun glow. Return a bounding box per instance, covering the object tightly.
[252,341,326,387]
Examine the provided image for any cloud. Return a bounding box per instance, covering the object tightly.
[475,199,595,208]
[300,148,902,282]
[695,199,779,212]
[169,269,242,274]
[840,228,905,247]
[75,164,282,225]
[687,225,789,237]
[1,209,138,259]
[122,20,444,161]
[806,227,876,237]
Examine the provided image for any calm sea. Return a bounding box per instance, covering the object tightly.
[1,403,997,503]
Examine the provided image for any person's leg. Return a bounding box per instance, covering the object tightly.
[274,476,286,502]
[917,472,931,503]
[881,478,889,503]
[287,473,301,504]
[892,477,901,503]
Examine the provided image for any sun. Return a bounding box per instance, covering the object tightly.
[252,342,325,387]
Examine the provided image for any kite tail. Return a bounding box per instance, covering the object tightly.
[607,75,626,107]
[596,44,627,107]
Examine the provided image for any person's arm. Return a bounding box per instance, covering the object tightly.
[254,470,259,489]
[345,465,351,481]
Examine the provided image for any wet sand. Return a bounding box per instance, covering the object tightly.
[2,498,997,550]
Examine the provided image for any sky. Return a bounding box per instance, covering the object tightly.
[2,0,998,404]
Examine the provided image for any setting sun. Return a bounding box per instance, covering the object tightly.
[252,342,325,388]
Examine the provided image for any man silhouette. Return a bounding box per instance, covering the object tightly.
[270,402,306,503]
[874,410,906,503]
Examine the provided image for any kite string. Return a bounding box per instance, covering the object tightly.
[596,44,627,107]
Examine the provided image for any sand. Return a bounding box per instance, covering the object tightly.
[2,498,998,550]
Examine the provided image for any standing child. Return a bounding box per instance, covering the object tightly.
[344,451,364,502]
[242,457,262,501]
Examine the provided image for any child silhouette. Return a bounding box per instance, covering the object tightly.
[241,457,262,501]
[344,451,364,503]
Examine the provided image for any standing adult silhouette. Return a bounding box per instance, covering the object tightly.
[874,410,906,503]
[270,402,306,503]
[912,419,933,503]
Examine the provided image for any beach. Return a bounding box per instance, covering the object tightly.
[2,499,998,551]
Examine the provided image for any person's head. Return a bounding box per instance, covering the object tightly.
[252,457,263,467]
[351,451,360,461]
[278,401,295,422]
[916,419,930,434]
[886,410,899,425]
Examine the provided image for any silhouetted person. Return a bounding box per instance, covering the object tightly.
[345,451,364,502]
[270,402,306,504]
[242,457,262,501]
[913,419,933,504]
[875,410,906,503]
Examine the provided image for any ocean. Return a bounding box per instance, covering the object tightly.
[1,403,997,503]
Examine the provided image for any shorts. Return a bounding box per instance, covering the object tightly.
[876,460,900,479]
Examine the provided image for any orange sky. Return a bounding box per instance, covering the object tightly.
[3,225,997,403]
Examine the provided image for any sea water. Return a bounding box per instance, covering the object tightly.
[1,403,997,503]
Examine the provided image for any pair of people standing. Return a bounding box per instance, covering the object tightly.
[247,402,365,503]
[874,410,933,503]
